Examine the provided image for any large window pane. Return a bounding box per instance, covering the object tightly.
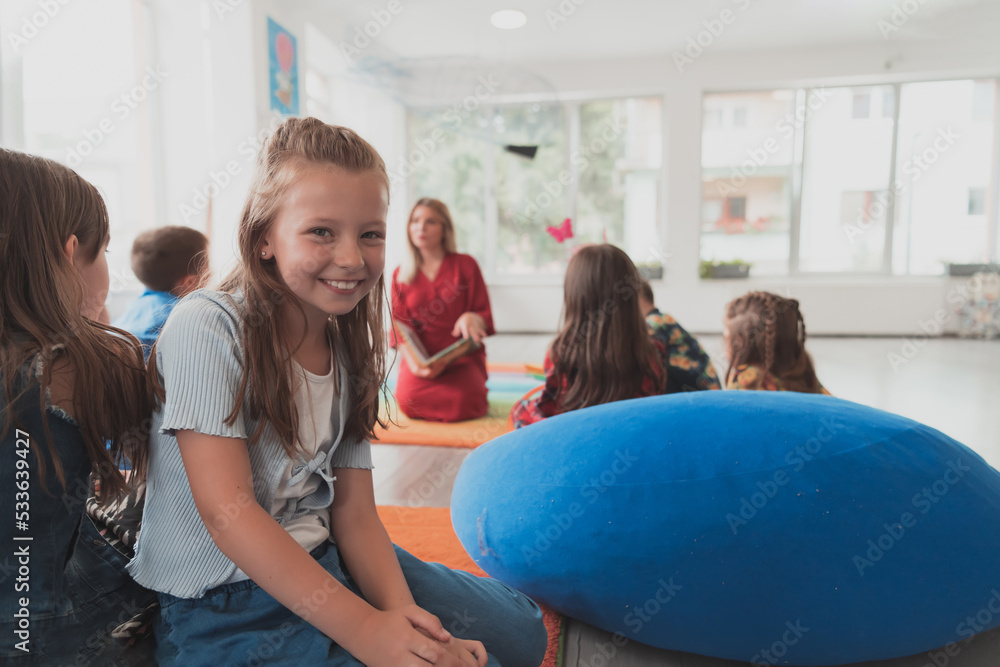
[408,110,488,263]
[578,97,663,264]
[700,90,796,276]
[892,79,996,274]
[798,85,896,272]
[493,103,568,275]
[11,0,151,287]
[406,96,661,280]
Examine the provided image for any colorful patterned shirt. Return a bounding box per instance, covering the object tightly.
[726,364,831,395]
[645,308,721,393]
[510,341,667,429]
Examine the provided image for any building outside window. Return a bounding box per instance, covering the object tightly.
[700,79,998,276]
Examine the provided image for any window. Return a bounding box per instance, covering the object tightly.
[409,96,663,281]
[732,107,747,128]
[852,91,871,119]
[840,191,888,224]
[799,85,895,272]
[728,197,747,219]
[881,88,896,119]
[700,90,796,275]
[973,80,995,120]
[892,80,996,274]
[409,110,488,263]
[700,79,999,276]
[576,97,662,262]
[704,108,723,130]
[3,0,162,293]
[969,188,987,216]
[494,103,568,275]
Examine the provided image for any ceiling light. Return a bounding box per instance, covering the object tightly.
[491,10,527,30]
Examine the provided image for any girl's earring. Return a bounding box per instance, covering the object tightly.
[261,251,267,258]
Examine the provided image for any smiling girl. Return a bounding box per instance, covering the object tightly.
[127,118,546,666]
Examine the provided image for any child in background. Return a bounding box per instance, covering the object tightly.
[0,149,155,662]
[511,244,666,428]
[128,118,546,666]
[638,280,721,393]
[113,226,209,360]
[723,291,829,394]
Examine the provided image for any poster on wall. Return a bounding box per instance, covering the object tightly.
[268,17,299,116]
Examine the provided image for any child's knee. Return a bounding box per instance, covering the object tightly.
[501,600,548,667]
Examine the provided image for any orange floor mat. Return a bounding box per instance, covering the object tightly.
[375,363,544,448]
[378,505,563,667]
[374,408,510,448]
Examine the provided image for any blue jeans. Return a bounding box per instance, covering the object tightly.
[154,542,547,667]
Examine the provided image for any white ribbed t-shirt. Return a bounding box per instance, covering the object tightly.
[128,290,373,598]
[223,358,340,584]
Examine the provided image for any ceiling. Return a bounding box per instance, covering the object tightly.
[307,0,998,64]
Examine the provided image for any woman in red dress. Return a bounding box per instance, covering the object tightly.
[391,198,494,421]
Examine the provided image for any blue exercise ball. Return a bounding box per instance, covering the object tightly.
[451,391,1000,664]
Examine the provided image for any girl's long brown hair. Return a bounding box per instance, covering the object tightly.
[399,197,458,284]
[550,244,664,412]
[0,149,150,498]
[724,291,822,393]
[151,118,390,454]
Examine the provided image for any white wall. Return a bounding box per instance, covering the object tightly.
[483,39,1000,335]
[100,0,262,295]
[146,0,409,290]
[299,21,409,280]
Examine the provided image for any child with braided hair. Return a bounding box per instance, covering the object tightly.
[722,291,830,395]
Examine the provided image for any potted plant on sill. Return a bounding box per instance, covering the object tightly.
[636,261,664,280]
[946,262,1000,277]
[700,259,751,280]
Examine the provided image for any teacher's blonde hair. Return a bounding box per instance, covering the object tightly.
[400,198,458,284]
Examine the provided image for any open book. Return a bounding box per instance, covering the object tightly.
[393,319,482,374]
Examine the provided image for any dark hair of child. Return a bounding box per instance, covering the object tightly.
[639,279,654,305]
[131,226,209,294]
[550,244,665,411]
[724,291,823,394]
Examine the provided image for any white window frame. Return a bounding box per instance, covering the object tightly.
[704,77,1000,277]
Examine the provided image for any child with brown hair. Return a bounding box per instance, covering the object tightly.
[0,149,155,662]
[511,244,667,428]
[723,291,829,394]
[113,225,209,360]
[638,279,720,393]
[129,118,545,665]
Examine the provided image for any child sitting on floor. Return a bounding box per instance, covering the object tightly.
[510,244,667,428]
[128,118,546,665]
[113,225,208,360]
[0,148,156,663]
[723,291,829,394]
[638,279,720,392]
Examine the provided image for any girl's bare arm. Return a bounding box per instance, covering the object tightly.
[177,430,465,666]
[330,467,487,666]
